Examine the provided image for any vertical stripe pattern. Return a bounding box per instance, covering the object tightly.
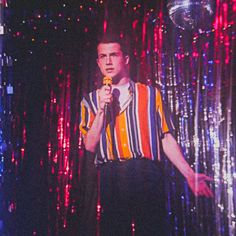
[79,81,175,165]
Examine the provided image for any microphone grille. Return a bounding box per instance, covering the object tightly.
[103,76,112,86]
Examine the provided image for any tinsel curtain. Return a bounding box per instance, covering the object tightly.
[0,0,235,235]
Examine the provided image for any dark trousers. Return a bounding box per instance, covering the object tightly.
[100,159,167,236]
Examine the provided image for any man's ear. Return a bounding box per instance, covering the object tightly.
[97,58,101,69]
[124,55,129,65]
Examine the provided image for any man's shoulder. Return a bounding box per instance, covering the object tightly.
[133,81,160,92]
[83,89,98,101]
[81,89,99,113]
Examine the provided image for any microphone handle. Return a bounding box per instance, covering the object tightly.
[103,103,109,129]
[104,102,108,113]
[104,84,111,118]
[103,82,112,128]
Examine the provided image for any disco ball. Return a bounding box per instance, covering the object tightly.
[167,0,215,31]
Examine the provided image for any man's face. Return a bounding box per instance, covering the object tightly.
[97,43,129,83]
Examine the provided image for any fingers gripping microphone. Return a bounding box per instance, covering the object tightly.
[103,76,112,127]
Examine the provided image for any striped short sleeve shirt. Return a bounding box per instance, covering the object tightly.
[79,81,175,165]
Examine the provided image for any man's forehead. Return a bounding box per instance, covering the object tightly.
[97,43,122,53]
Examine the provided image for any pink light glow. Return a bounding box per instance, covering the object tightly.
[23,125,26,144]
[96,204,101,213]
[154,26,158,52]
[233,0,236,12]
[192,52,199,58]
[21,148,25,158]
[224,35,230,64]
[11,152,15,163]
[223,3,228,29]
[103,20,107,33]
[64,184,69,207]
[1,0,7,7]
[142,17,147,45]
[132,19,138,30]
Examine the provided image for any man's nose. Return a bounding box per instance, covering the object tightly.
[106,56,112,65]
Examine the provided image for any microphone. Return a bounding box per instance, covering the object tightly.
[103,76,112,127]
[103,75,112,86]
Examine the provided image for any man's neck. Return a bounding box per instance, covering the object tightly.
[113,76,130,87]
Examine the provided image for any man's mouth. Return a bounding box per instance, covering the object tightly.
[106,68,114,73]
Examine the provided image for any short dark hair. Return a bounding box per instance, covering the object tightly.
[97,33,129,56]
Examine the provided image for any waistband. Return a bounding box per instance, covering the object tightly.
[98,157,161,168]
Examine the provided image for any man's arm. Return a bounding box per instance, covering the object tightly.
[162,133,213,198]
[84,85,112,152]
[84,109,104,152]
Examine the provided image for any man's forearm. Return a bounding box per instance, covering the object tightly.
[84,109,105,152]
[162,133,195,180]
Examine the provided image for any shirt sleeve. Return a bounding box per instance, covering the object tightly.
[79,98,95,137]
[155,88,175,138]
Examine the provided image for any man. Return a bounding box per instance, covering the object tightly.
[79,34,213,236]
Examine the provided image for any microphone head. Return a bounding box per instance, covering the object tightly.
[103,76,112,86]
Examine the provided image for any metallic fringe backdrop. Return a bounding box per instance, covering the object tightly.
[0,0,235,235]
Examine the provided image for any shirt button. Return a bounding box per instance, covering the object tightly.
[123,143,127,147]
[121,128,125,132]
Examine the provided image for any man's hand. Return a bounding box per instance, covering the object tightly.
[186,173,214,198]
[162,133,214,198]
[98,85,112,111]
